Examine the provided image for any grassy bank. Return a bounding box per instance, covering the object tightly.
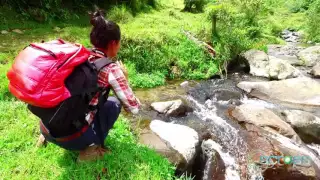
[0,0,215,91]
[0,101,178,180]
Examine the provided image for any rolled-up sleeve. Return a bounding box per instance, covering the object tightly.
[108,64,140,114]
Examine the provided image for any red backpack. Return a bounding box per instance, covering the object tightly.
[7,39,113,137]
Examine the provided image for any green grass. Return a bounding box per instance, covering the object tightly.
[0,0,217,90]
[0,101,176,180]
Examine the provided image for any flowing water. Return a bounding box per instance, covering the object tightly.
[187,96,245,180]
[132,74,320,179]
[131,31,320,179]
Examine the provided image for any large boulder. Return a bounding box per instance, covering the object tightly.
[243,50,269,77]
[297,46,320,67]
[151,99,192,117]
[237,77,320,107]
[281,110,320,144]
[149,120,199,172]
[267,44,304,60]
[311,63,320,78]
[201,139,226,180]
[230,104,300,141]
[242,50,300,79]
[268,56,300,80]
[139,128,186,170]
[244,124,320,180]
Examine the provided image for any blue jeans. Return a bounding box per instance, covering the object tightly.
[42,97,122,151]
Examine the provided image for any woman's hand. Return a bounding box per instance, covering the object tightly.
[118,60,128,79]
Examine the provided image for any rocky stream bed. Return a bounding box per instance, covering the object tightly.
[124,30,320,180]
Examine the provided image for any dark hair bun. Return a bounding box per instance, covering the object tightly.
[90,9,107,27]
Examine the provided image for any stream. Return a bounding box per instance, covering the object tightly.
[127,30,320,180]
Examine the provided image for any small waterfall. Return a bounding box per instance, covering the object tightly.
[187,96,257,179]
[307,144,320,157]
[241,96,276,109]
[205,140,241,180]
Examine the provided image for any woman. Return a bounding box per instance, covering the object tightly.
[40,10,141,162]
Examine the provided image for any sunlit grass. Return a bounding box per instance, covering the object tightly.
[0,101,176,180]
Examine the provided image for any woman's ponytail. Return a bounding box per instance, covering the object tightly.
[89,8,121,49]
[90,9,107,27]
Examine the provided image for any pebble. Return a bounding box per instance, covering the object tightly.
[1,30,9,34]
[180,81,189,88]
[12,29,23,34]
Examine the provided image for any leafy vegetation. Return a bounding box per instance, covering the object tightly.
[203,0,319,73]
[0,0,157,22]
[306,0,320,42]
[0,0,217,90]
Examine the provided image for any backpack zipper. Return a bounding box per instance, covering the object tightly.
[29,44,57,59]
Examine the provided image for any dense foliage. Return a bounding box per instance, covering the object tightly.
[206,0,270,73]
[203,0,320,74]
[0,0,157,22]
[306,0,320,42]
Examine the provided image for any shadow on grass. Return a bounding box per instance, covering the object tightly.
[55,120,175,180]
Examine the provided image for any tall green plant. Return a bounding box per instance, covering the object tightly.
[206,0,268,75]
[306,0,320,42]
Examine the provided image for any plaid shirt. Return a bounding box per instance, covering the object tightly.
[85,49,140,124]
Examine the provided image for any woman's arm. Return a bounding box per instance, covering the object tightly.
[107,64,140,114]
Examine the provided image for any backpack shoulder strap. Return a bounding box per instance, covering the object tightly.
[92,57,114,72]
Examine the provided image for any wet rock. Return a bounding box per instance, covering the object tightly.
[245,124,320,180]
[180,81,189,88]
[201,139,225,180]
[281,110,320,144]
[268,56,300,80]
[297,46,320,67]
[1,30,8,34]
[12,29,23,34]
[237,77,320,107]
[139,128,187,171]
[267,45,304,66]
[281,30,301,43]
[263,143,319,180]
[212,89,242,102]
[150,120,199,172]
[242,50,269,77]
[242,50,300,79]
[311,63,320,78]
[231,104,300,140]
[151,99,192,117]
[267,44,304,58]
[269,44,304,55]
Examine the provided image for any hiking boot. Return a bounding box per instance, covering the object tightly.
[36,134,47,147]
[77,145,111,163]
